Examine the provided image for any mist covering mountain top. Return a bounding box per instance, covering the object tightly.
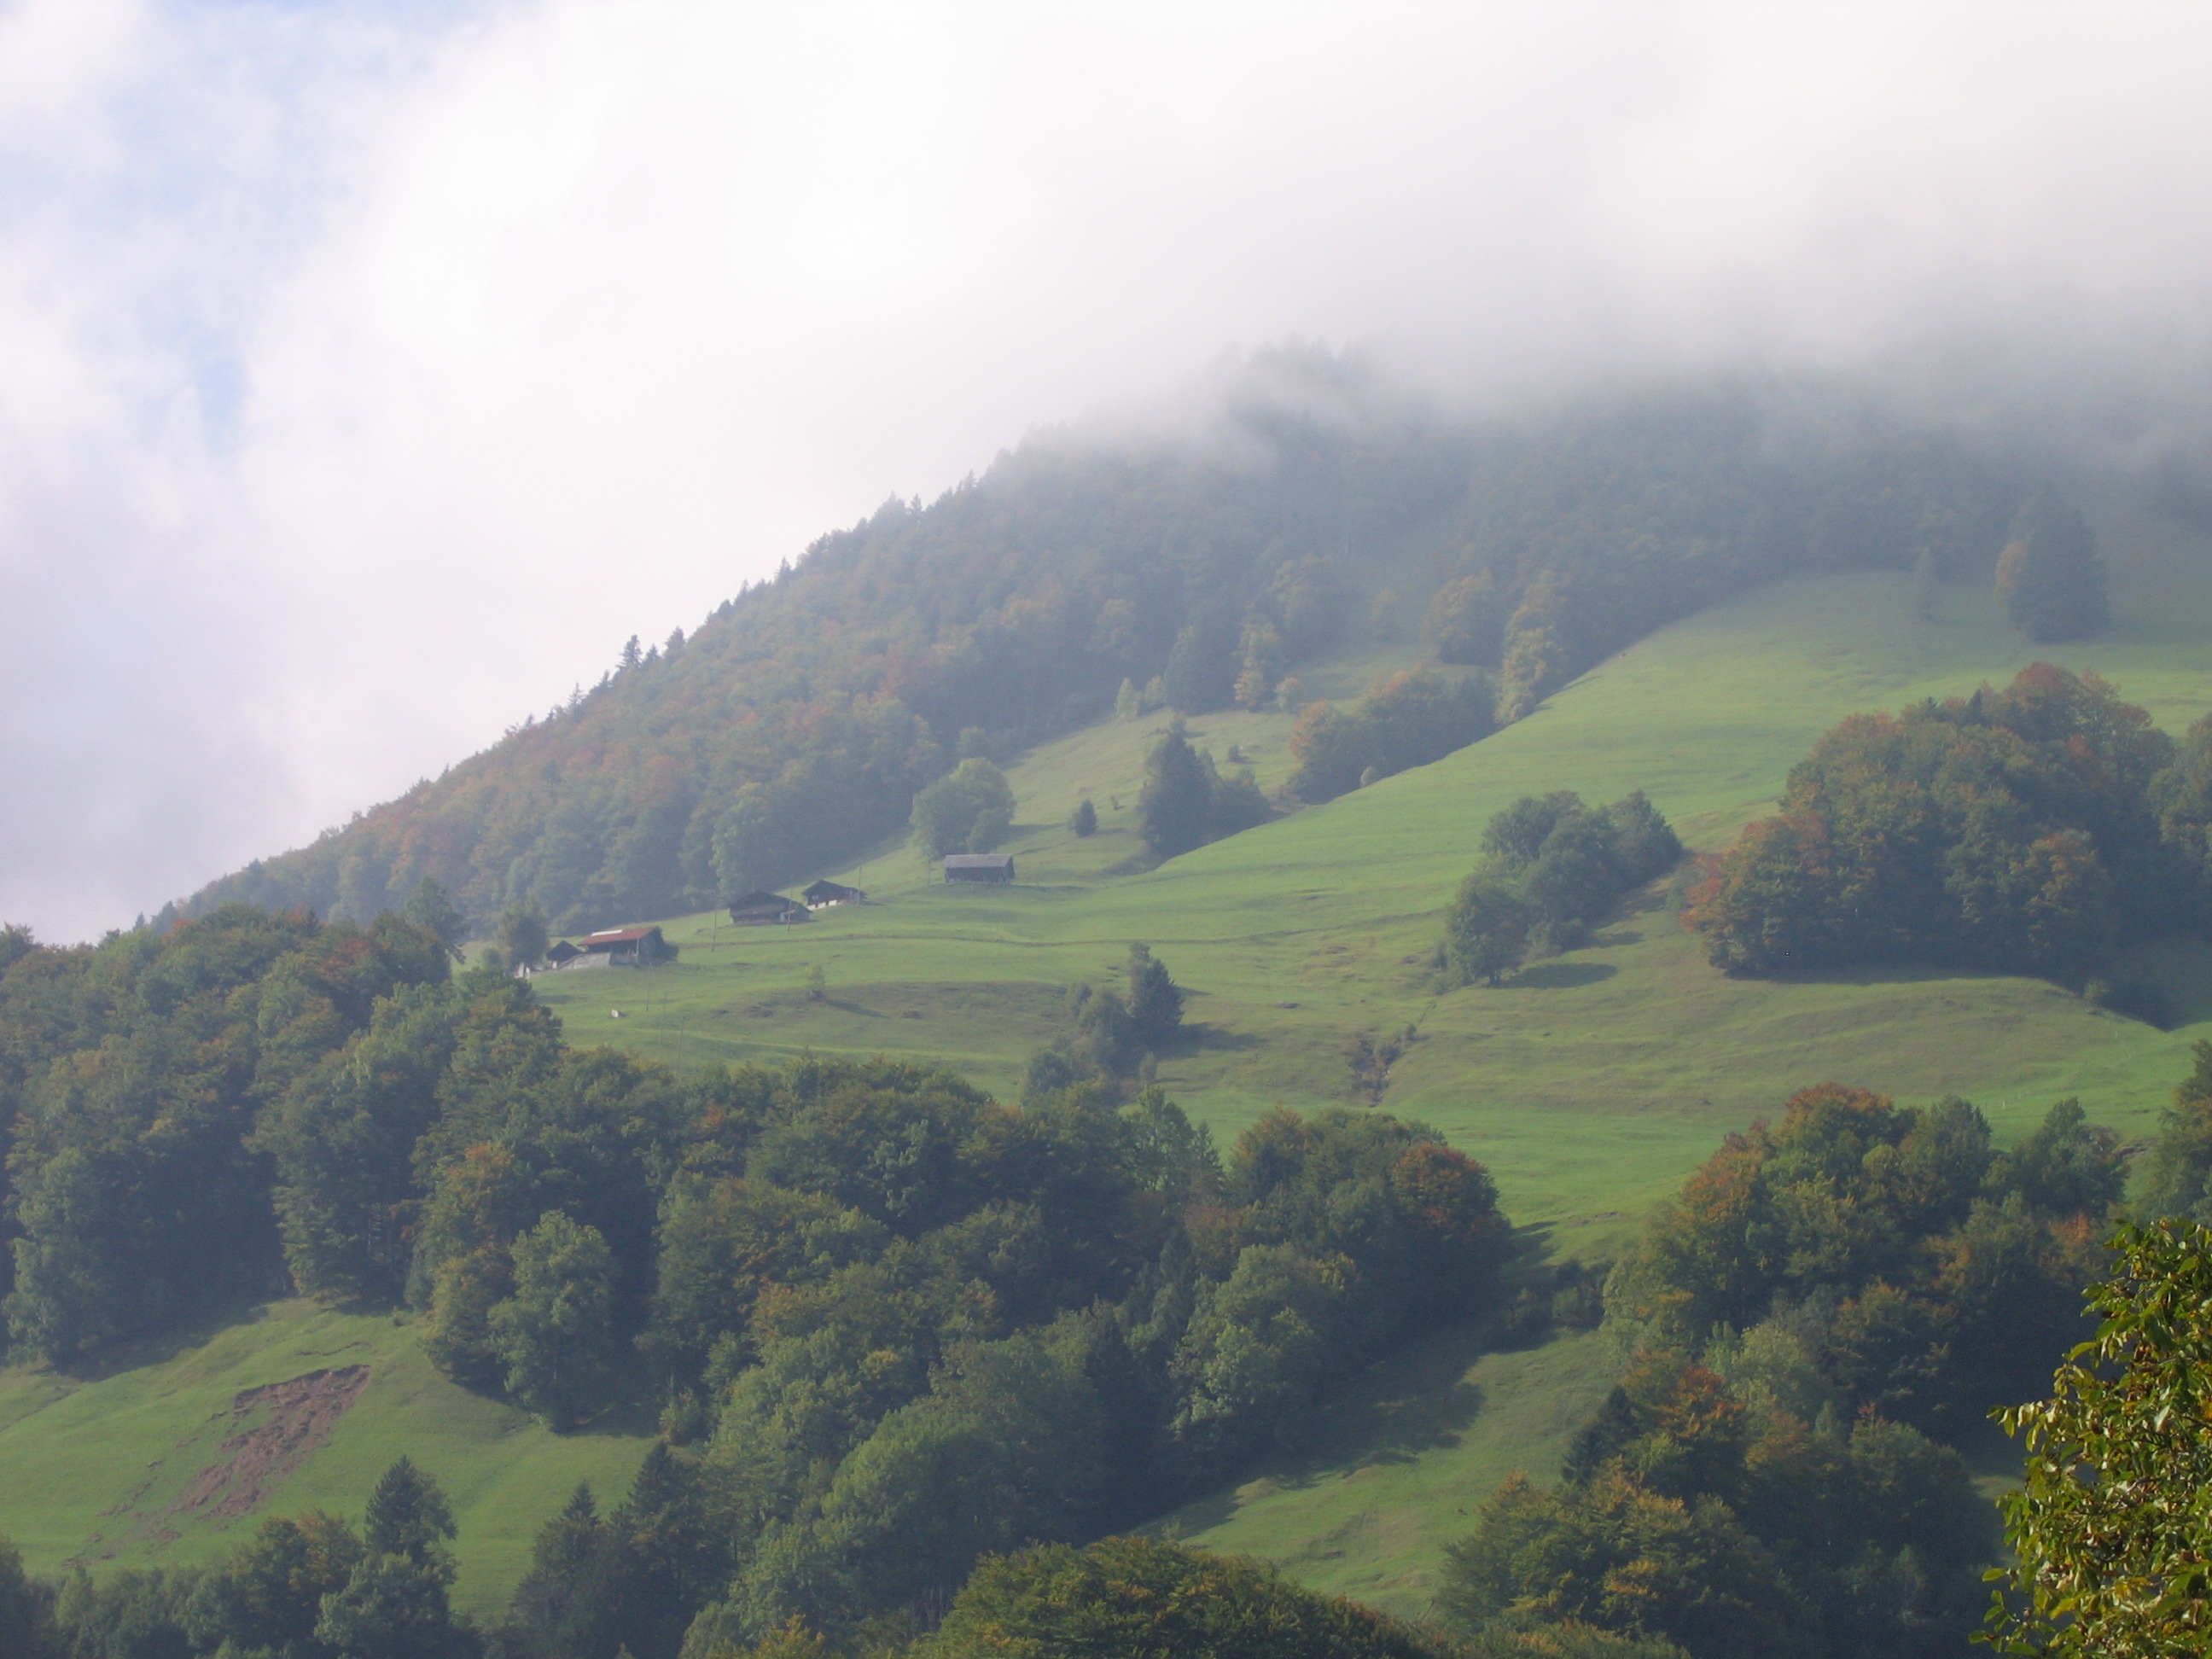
[172,359,2021,937]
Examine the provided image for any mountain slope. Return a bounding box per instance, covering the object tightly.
[5,481,2203,1621]
[548,486,2212,1246]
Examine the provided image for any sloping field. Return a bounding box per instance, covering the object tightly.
[0,1301,649,1616]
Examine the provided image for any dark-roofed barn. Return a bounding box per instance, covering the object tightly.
[728,891,811,925]
[580,925,673,966]
[942,853,1016,884]
[803,879,866,908]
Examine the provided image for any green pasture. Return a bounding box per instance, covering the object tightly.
[5,486,2207,1613]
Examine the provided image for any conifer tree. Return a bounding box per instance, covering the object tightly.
[1124,944,1183,1050]
[1996,486,2110,641]
[1138,720,1213,858]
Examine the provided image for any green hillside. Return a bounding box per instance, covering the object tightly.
[548,487,2212,1243]
[5,486,2206,1624]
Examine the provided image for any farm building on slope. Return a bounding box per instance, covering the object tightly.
[579,925,674,966]
[942,853,1016,884]
[728,891,811,925]
[803,879,866,908]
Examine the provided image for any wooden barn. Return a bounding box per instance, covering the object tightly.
[544,940,582,967]
[803,879,866,908]
[942,853,1016,884]
[580,925,673,966]
[728,891,811,925]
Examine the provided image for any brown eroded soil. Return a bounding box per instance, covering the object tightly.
[84,1365,374,1557]
[170,1365,373,1520]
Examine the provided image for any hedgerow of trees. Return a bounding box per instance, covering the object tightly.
[1443,793,1682,986]
[1287,668,1496,802]
[168,368,2021,940]
[1685,666,2212,988]
[1438,1081,2127,1658]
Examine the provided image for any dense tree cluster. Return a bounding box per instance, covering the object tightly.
[1135,719,1267,859]
[2133,1039,2212,1222]
[1443,793,1682,986]
[169,371,2020,940]
[1442,1356,1991,1659]
[1287,668,1497,802]
[1685,665,2212,986]
[1604,1084,2118,1434]
[634,1092,1509,1648]
[1441,1082,2125,1659]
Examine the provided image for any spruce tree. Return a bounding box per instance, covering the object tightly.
[1068,797,1098,836]
[1996,486,2109,641]
[1138,720,1213,858]
[364,1457,457,1576]
[400,878,467,960]
[1125,944,1184,1050]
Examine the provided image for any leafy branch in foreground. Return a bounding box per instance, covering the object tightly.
[1986,1219,2212,1657]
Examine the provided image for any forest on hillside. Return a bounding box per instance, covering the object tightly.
[171,361,2023,938]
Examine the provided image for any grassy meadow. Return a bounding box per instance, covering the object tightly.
[3,486,2207,1616]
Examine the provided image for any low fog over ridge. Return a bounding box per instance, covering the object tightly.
[3,1,2210,940]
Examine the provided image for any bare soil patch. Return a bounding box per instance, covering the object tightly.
[169,1365,373,1520]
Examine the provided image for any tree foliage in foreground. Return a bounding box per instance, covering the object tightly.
[1986,1220,2212,1658]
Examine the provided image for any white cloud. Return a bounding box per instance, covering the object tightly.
[2,0,2209,940]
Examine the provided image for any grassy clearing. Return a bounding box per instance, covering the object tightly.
[1152,1329,1619,1621]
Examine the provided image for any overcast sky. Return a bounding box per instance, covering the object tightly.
[3,1,2209,942]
